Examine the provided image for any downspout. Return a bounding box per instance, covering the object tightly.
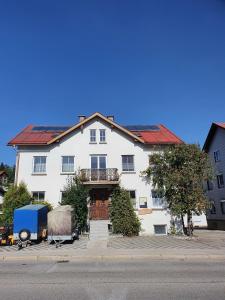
[14,146,20,186]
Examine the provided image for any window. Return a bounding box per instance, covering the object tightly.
[91,155,106,169]
[62,156,74,173]
[154,225,167,235]
[122,155,134,172]
[214,150,221,162]
[33,156,46,173]
[217,174,224,189]
[61,191,67,203]
[207,180,213,191]
[151,190,165,208]
[90,129,96,143]
[32,191,45,201]
[210,201,216,214]
[220,200,225,214]
[128,190,136,208]
[139,197,147,208]
[99,129,106,143]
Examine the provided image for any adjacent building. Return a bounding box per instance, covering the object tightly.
[203,122,225,230]
[8,112,183,235]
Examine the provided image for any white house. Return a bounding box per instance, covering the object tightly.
[203,122,225,230]
[8,112,184,235]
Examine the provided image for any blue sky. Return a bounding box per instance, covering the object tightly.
[1,0,225,165]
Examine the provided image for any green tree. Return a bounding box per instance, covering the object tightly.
[61,175,89,232]
[109,186,141,236]
[0,163,15,185]
[143,144,213,236]
[2,182,32,224]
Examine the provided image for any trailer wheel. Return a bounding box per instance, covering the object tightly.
[19,229,31,242]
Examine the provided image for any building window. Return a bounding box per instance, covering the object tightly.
[207,180,213,191]
[90,129,96,143]
[33,156,46,173]
[151,190,165,208]
[122,155,134,172]
[154,225,167,235]
[220,200,225,214]
[210,201,216,214]
[62,156,74,173]
[99,129,106,143]
[139,197,147,208]
[32,191,45,201]
[127,190,136,208]
[217,174,224,189]
[214,150,221,162]
[61,191,67,203]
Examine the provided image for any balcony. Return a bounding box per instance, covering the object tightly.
[80,168,119,184]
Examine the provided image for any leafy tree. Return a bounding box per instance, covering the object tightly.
[109,186,141,236]
[143,144,213,236]
[61,175,89,232]
[0,163,15,186]
[2,182,32,224]
[31,200,53,212]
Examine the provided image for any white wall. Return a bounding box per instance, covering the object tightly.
[16,117,175,235]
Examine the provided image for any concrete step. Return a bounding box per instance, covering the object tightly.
[89,220,109,241]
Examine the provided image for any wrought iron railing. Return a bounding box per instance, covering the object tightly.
[80,168,119,182]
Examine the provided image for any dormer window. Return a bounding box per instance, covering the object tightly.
[90,129,96,143]
[99,129,106,143]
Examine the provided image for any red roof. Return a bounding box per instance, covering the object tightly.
[215,122,225,129]
[130,125,182,144]
[8,118,183,146]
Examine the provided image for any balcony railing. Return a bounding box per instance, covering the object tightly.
[80,168,119,183]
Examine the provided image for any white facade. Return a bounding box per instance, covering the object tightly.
[15,116,180,235]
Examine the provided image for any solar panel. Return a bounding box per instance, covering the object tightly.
[124,125,160,131]
[32,126,71,132]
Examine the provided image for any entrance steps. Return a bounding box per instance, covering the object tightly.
[89,220,109,241]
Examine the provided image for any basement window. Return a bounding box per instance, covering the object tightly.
[154,225,167,235]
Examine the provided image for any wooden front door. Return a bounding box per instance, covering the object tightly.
[90,189,109,220]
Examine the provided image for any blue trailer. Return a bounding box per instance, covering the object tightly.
[13,204,48,242]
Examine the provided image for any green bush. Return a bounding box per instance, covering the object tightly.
[2,182,32,224]
[31,200,53,212]
[110,187,141,236]
[61,175,89,232]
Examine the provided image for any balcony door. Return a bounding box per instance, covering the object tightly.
[90,155,107,181]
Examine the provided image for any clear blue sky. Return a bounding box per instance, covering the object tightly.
[1,0,225,165]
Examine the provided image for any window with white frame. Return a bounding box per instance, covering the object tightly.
[217,174,224,189]
[99,129,106,142]
[151,190,165,208]
[62,156,74,173]
[32,191,45,201]
[122,155,134,172]
[139,197,147,208]
[127,190,136,208]
[220,200,225,214]
[33,156,46,173]
[90,129,96,143]
[214,150,221,162]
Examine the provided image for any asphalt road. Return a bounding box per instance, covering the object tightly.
[0,259,225,300]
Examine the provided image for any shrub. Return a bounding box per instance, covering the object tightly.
[61,175,89,232]
[31,200,53,212]
[2,182,32,224]
[110,187,141,236]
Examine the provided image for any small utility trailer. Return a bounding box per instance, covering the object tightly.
[13,204,48,249]
[47,205,78,248]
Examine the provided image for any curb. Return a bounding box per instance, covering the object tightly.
[1,254,225,262]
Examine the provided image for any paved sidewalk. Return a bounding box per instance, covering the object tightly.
[0,230,224,261]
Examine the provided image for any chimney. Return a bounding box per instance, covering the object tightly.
[78,115,86,122]
[107,115,114,122]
